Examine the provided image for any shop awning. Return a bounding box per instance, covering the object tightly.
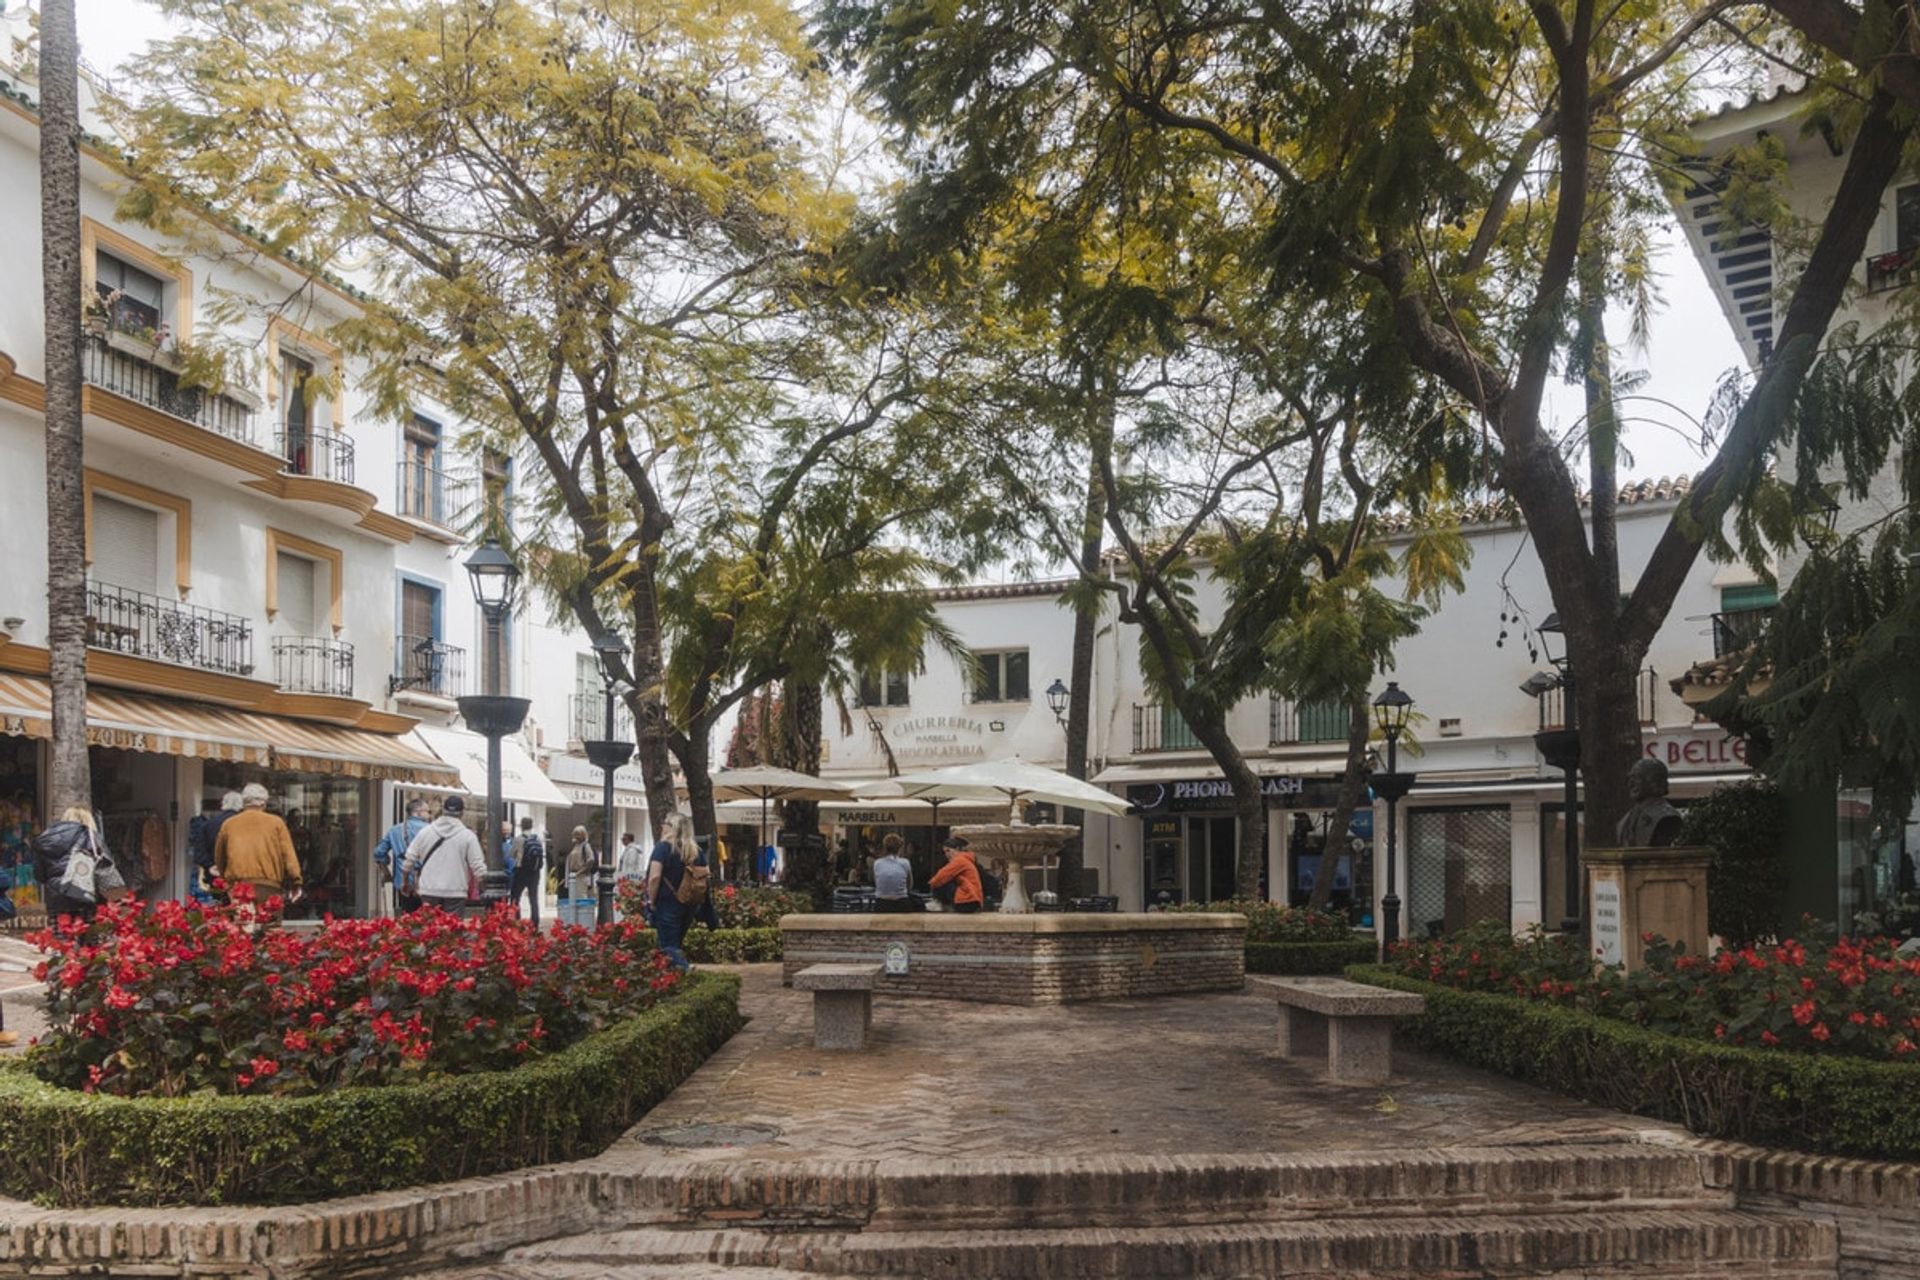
[414,723,571,807]
[0,674,458,783]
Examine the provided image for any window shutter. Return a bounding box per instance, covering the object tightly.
[91,495,159,596]
[277,552,317,634]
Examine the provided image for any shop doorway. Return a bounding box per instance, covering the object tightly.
[1408,805,1512,936]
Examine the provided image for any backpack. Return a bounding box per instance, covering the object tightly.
[674,856,711,907]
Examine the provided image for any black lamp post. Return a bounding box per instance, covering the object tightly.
[1045,678,1070,727]
[1529,612,1582,936]
[456,539,527,914]
[1371,681,1416,951]
[583,635,634,927]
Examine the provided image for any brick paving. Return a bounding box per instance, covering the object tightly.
[619,964,1683,1163]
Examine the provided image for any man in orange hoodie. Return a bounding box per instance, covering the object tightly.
[928,835,983,914]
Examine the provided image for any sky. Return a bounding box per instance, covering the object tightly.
[74,0,1751,486]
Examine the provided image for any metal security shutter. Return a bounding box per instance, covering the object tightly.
[91,494,159,595]
[277,552,317,634]
[1407,806,1512,936]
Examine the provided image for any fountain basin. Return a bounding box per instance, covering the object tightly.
[950,821,1077,914]
[780,912,1247,1006]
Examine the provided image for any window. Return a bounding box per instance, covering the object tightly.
[1714,583,1779,657]
[971,649,1029,703]
[1720,583,1778,613]
[400,578,441,646]
[275,551,318,635]
[90,494,159,595]
[399,415,443,520]
[280,351,317,472]
[1898,183,1920,255]
[1407,806,1512,936]
[1294,699,1348,743]
[857,670,909,708]
[94,250,165,336]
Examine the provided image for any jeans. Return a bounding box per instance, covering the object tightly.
[509,865,541,926]
[952,901,982,915]
[873,896,913,913]
[654,901,690,971]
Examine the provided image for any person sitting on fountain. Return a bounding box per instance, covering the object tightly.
[872,833,916,913]
[929,835,983,915]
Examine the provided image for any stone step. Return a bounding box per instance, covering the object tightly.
[508,1208,1838,1277]
[619,1143,1732,1232]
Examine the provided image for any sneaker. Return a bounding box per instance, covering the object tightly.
[0,1031,21,1048]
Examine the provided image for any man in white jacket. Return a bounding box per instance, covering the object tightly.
[402,795,487,914]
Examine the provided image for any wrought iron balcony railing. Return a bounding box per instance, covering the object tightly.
[1866,246,1918,294]
[277,423,356,485]
[569,692,633,743]
[1132,702,1202,753]
[272,635,355,697]
[1712,607,1774,659]
[81,332,256,444]
[389,633,464,698]
[1269,697,1351,746]
[86,580,254,677]
[1535,667,1659,731]
[396,459,478,529]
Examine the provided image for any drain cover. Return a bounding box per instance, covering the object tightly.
[641,1122,782,1149]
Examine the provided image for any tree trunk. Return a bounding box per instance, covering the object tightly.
[678,723,716,839]
[1183,710,1265,900]
[1571,638,1642,855]
[777,680,829,904]
[1307,696,1371,912]
[40,0,89,819]
[626,572,677,840]
[1058,407,1110,898]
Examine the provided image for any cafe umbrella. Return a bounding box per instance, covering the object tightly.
[707,767,859,878]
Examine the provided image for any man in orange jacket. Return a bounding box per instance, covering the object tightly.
[929,835,983,914]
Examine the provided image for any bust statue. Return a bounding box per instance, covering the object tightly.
[1616,758,1684,848]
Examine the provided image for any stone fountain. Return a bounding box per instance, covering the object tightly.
[949,821,1078,914]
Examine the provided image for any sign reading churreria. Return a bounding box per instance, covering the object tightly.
[890,716,987,762]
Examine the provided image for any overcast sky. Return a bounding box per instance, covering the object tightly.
[76,0,1751,485]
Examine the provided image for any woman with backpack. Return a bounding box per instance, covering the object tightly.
[644,813,717,971]
[32,806,113,923]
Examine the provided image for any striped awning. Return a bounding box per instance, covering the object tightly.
[0,674,457,785]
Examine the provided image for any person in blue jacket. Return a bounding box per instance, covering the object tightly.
[374,797,429,914]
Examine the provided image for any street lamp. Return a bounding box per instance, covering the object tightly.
[584,634,634,927]
[1045,678,1070,727]
[1370,681,1416,952]
[1530,612,1582,937]
[456,538,528,915]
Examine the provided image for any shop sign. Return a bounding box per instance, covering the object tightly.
[1592,878,1623,966]
[1129,774,1336,814]
[890,716,988,762]
[1642,732,1748,772]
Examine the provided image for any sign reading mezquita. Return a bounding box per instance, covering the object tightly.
[892,716,988,761]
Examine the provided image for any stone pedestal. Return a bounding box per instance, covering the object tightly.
[1584,845,1711,973]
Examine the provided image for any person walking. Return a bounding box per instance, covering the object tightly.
[32,806,113,923]
[929,835,983,914]
[508,816,545,926]
[615,830,649,920]
[872,832,915,912]
[214,784,304,906]
[402,795,485,915]
[373,797,429,915]
[565,826,596,927]
[644,813,717,971]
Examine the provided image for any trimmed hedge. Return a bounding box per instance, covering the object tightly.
[0,971,742,1207]
[1347,965,1920,1160]
[633,926,783,963]
[1247,937,1377,975]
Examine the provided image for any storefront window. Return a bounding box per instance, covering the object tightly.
[1837,789,1917,935]
[90,747,178,902]
[1408,806,1511,936]
[206,763,365,918]
[0,736,40,917]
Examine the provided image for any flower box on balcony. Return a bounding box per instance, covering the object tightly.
[103,328,183,372]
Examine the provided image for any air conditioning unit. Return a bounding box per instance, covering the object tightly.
[1438,717,1463,737]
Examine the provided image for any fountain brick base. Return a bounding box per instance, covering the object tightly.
[779,913,1246,1006]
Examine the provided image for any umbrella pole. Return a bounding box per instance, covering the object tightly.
[761,793,770,885]
[926,797,942,888]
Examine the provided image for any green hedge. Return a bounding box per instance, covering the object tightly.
[1347,965,1920,1160]
[1247,937,1377,975]
[633,926,783,963]
[0,971,742,1207]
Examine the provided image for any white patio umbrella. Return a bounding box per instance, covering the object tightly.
[851,777,1003,868]
[708,767,860,878]
[866,758,1134,819]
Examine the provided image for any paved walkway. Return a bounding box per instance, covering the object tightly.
[621,965,1682,1163]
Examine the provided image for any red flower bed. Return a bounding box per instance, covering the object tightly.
[1387,921,1920,1062]
[29,890,677,1098]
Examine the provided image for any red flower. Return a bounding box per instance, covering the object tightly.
[1761,1030,1781,1046]
[1792,999,1817,1026]
[1811,1022,1832,1042]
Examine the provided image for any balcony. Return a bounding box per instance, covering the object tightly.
[277,423,356,485]
[272,636,355,697]
[1536,667,1658,731]
[1132,702,1202,753]
[1269,697,1350,746]
[389,634,464,699]
[81,332,256,444]
[86,580,254,677]
[395,459,477,530]
[1712,607,1774,658]
[569,692,633,743]
[1866,246,1918,293]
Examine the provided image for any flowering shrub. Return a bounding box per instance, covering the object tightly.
[1166,899,1355,943]
[1387,921,1920,1062]
[29,891,678,1098]
[615,878,811,929]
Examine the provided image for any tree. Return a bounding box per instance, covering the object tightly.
[38,0,88,819]
[818,0,1916,848]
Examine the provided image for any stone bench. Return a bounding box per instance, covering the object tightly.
[792,962,884,1050]
[1255,976,1425,1084]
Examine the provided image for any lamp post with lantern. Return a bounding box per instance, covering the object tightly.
[1045,678,1070,728]
[455,539,528,912]
[583,634,634,926]
[1371,681,1416,950]
[1526,612,1583,937]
